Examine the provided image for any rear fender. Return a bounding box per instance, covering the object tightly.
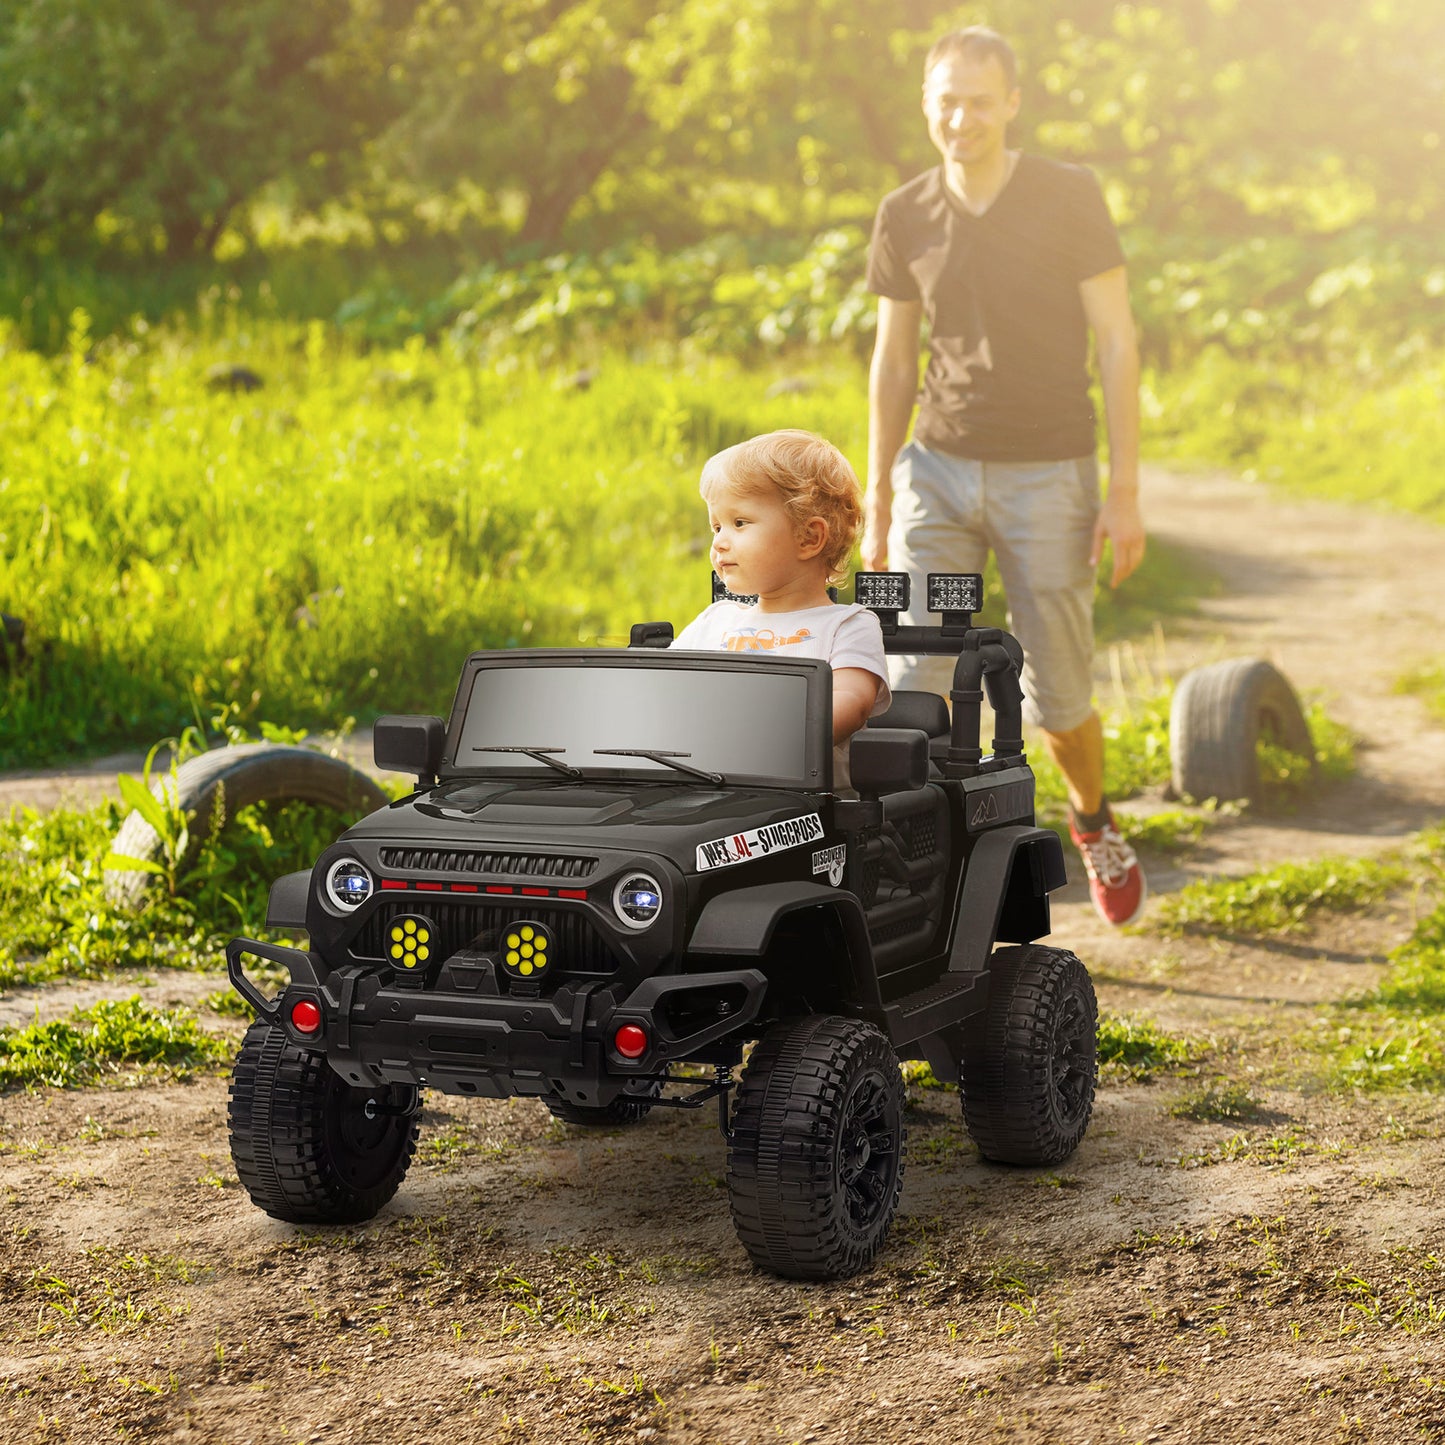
[949,826,1065,974]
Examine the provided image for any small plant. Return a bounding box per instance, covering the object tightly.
[102,742,194,897]
[0,996,231,1091]
[1097,1012,1202,1081]
[1168,1081,1264,1122]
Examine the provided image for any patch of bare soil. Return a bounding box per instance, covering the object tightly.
[4,466,1445,1443]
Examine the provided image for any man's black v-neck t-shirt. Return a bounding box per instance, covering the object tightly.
[866,155,1124,462]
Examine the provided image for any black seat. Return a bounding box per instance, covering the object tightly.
[870,690,948,739]
[870,690,950,773]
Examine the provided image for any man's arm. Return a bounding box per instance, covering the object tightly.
[1080,265,1144,588]
[863,296,923,572]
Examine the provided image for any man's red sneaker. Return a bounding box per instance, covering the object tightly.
[1069,809,1147,927]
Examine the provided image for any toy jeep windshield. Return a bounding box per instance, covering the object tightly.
[226,572,1096,1281]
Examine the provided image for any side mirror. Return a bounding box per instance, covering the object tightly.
[849,727,929,796]
[629,621,674,648]
[374,714,446,785]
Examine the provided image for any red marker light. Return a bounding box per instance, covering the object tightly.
[291,999,322,1034]
[614,1024,648,1059]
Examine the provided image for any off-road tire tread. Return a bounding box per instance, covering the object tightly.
[960,945,1097,1166]
[228,1020,418,1225]
[108,743,389,908]
[1169,658,1314,805]
[727,1014,905,1281]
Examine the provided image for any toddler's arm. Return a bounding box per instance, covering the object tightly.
[832,668,882,747]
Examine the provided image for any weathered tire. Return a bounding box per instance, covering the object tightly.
[106,743,389,908]
[960,945,1097,1166]
[727,1015,906,1281]
[544,1079,664,1127]
[228,1020,419,1225]
[1169,658,1314,805]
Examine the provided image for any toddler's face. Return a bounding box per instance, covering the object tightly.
[706,480,806,598]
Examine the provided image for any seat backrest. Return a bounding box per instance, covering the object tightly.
[870,689,948,739]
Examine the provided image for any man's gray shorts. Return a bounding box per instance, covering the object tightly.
[886,441,1101,734]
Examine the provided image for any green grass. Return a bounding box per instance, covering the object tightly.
[1152,854,1407,938]
[1096,1012,1203,1081]
[0,996,231,1091]
[0,782,354,990]
[1396,661,1445,724]
[0,312,1215,769]
[1145,349,1445,523]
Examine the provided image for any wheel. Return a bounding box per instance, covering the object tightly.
[1169,658,1314,805]
[727,1015,906,1281]
[544,1079,664,1126]
[106,743,390,908]
[228,1020,419,1225]
[960,945,1096,1166]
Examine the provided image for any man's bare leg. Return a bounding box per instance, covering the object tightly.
[1039,711,1104,817]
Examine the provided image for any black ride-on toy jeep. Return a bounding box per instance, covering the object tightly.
[226,572,1097,1281]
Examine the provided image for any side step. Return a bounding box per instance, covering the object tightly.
[881,973,986,1046]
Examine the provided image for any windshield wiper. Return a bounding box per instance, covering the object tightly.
[592,749,725,785]
[469,744,584,780]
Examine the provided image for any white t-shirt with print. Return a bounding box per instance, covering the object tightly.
[671,601,892,790]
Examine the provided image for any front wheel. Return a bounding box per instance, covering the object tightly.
[727,1015,906,1281]
[960,945,1097,1166]
[228,1021,419,1224]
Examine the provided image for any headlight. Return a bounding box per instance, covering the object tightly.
[325,857,373,910]
[386,915,434,973]
[613,873,663,930]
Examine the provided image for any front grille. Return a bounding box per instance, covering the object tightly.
[378,847,596,879]
[352,900,620,975]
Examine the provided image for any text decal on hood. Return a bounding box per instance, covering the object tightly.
[695,813,824,872]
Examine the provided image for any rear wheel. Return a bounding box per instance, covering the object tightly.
[960,945,1096,1166]
[543,1079,664,1127]
[727,1015,905,1280]
[228,1021,419,1224]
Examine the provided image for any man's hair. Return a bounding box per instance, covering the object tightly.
[923,25,1018,92]
[700,429,864,584]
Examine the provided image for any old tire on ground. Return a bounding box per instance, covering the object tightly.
[727,1014,906,1281]
[960,944,1097,1166]
[228,1020,419,1225]
[1169,657,1314,805]
[544,1079,665,1127]
[106,743,389,908]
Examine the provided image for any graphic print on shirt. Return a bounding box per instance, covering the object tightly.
[695,813,825,871]
[720,626,814,652]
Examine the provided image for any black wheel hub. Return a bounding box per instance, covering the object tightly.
[836,1070,899,1231]
[1050,990,1094,1122]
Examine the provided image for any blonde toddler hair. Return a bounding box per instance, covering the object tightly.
[699,429,864,584]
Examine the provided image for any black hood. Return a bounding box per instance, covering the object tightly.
[343,777,831,870]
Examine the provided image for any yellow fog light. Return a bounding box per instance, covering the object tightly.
[501,921,551,980]
[386,915,435,972]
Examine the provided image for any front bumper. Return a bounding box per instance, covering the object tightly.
[227,937,766,1106]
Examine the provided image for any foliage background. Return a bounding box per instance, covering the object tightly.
[2,0,1443,762]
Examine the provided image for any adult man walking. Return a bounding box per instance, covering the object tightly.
[862,25,1147,926]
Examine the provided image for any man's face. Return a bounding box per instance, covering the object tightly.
[922,53,1020,169]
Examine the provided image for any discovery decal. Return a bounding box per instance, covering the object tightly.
[695,813,825,872]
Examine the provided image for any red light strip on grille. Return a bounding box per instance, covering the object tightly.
[377,879,588,899]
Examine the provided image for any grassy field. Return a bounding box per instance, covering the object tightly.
[2,315,1207,769]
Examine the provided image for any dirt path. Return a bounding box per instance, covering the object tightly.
[4,466,1445,1444]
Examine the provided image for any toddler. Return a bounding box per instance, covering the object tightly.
[672,429,891,789]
